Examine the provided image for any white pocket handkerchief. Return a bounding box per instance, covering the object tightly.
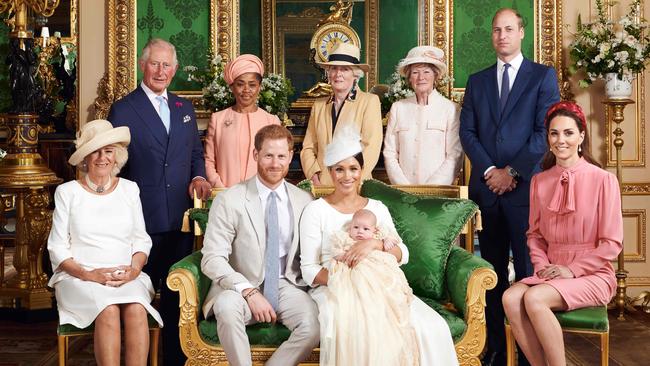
[183,115,191,123]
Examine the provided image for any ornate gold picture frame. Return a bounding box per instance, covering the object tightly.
[95,0,238,119]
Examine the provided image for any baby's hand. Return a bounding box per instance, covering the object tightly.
[383,237,398,251]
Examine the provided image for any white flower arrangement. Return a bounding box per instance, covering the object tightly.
[570,0,650,87]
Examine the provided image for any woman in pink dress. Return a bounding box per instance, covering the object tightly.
[204,54,280,188]
[502,101,623,366]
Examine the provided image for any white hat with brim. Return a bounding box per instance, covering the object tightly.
[397,45,447,77]
[324,125,363,167]
[68,119,131,166]
[317,42,370,73]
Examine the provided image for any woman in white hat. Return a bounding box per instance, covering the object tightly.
[48,120,162,365]
[383,46,463,185]
[300,127,459,366]
[300,42,383,186]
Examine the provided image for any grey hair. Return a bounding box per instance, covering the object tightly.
[79,144,129,177]
[140,38,178,67]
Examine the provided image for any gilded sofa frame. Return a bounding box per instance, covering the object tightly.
[168,184,496,365]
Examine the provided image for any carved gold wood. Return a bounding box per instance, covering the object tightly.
[603,98,636,320]
[275,7,327,75]
[95,0,234,120]
[623,209,647,262]
[261,0,378,90]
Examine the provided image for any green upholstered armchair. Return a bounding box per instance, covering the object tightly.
[167,182,496,366]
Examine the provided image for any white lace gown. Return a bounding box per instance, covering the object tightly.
[300,198,458,366]
[47,179,163,328]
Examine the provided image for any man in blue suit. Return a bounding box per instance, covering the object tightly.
[108,38,212,365]
[459,8,560,366]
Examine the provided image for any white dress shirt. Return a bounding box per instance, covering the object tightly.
[485,52,524,176]
[140,82,169,116]
[235,177,293,294]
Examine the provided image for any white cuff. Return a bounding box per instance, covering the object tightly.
[234,282,255,295]
[483,166,496,177]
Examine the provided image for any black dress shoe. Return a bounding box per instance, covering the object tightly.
[483,350,506,366]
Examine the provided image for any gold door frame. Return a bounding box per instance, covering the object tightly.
[418,0,564,98]
[261,0,379,90]
[94,0,239,119]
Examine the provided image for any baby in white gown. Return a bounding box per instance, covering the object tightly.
[326,209,419,366]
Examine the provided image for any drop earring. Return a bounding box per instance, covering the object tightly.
[578,145,582,153]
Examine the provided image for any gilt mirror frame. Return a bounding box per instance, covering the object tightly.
[95,0,239,119]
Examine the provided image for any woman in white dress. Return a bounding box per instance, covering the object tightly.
[48,119,163,365]
[300,127,458,366]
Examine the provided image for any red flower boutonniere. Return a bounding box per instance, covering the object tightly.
[175,101,183,108]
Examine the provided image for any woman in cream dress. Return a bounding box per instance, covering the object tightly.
[48,120,162,365]
[383,46,463,185]
[300,128,458,366]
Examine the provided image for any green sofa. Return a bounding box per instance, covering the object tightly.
[167,182,496,365]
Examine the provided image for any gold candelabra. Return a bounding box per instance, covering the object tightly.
[0,0,62,310]
[603,98,636,320]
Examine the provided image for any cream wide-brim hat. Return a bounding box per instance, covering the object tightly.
[324,125,364,167]
[397,45,448,77]
[317,42,370,73]
[68,119,131,166]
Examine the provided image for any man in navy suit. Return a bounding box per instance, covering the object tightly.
[108,38,212,365]
[459,8,560,366]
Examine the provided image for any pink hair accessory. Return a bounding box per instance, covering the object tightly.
[223,54,264,85]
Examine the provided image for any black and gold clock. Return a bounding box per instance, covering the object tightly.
[310,22,360,63]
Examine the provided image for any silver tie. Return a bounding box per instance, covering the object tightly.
[156,95,170,133]
[263,191,280,310]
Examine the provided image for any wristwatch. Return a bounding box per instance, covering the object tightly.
[506,166,520,178]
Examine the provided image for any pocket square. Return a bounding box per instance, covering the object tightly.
[183,115,191,123]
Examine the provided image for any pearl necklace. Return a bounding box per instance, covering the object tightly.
[85,174,111,194]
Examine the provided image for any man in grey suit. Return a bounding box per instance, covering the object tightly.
[200,124,319,366]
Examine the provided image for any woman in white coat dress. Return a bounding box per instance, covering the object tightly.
[47,119,162,366]
[383,46,463,185]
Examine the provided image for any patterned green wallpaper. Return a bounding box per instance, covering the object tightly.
[378,0,418,85]
[136,0,210,91]
[0,21,10,112]
[453,0,534,89]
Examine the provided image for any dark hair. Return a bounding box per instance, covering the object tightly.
[254,124,294,151]
[540,107,601,171]
[492,8,525,29]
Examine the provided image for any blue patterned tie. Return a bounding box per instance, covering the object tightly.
[156,95,170,133]
[499,63,511,113]
[264,191,280,311]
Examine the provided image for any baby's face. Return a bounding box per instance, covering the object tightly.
[349,216,376,241]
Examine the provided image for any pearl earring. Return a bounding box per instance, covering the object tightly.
[579,145,582,153]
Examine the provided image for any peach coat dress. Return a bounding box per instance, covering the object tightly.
[204,107,280,188]
[520,158,623,310]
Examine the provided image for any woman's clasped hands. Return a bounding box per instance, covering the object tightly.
[536,264,574,280]
[83,265,141,287]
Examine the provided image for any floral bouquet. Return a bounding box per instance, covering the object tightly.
[184,53,294,116]
[570,0,650,87]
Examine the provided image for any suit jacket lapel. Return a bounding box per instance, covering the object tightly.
[501,58,532,120]
[244,178,266,255]
[129,87,168,147]
[286,184,302,260]
[485,65,500,125]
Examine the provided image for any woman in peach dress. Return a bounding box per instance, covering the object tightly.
[204,54,280,188]
[502,101,623,366]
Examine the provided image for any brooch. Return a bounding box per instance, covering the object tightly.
[224,120,233,127]
[183,115,191,123]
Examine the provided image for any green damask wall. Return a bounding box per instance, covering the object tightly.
[240,0,261,56]
[378,0,418,85]
[136,0,209,91]
[453,0,534,89]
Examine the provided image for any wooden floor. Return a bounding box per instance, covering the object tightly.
[0,306,649,365]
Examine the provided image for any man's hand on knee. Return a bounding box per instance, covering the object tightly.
[243,288,277,323]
